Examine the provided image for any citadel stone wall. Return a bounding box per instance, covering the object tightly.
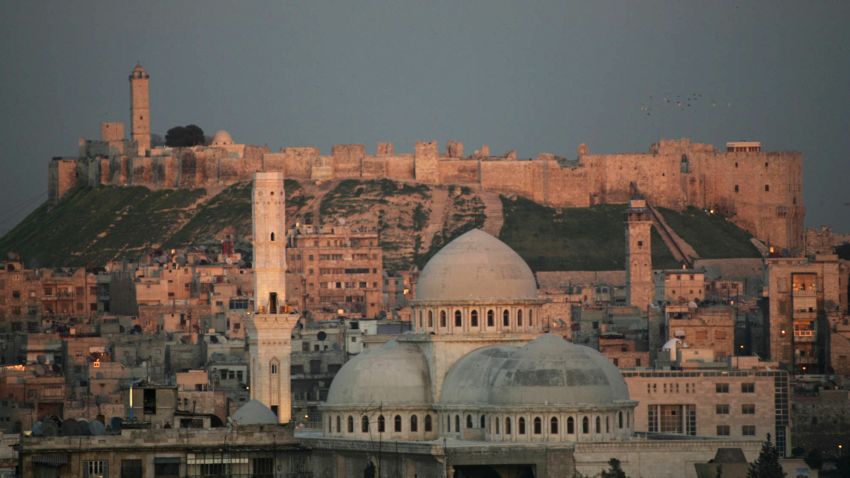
[49,137,804,251]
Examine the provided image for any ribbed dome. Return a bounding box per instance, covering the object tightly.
[232,399,278,425]
[211,130,234,146]
[440,334,631,407]
[415,229,537,302]
[326,341,431,407]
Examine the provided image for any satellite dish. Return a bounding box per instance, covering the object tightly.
[89,420,106,436]
[317,331,327,341]
[32,421,44,436]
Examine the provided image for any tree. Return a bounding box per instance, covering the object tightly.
[601,458,627,478]
[747,434,786,478]
[165,124,205,147]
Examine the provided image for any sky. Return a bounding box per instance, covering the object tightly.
[1,0,849,234]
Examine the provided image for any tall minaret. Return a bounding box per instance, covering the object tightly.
[625,198,654,312]
[129,63,151,156]
[246,172,299,424]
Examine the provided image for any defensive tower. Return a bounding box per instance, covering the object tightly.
[129,63,150,155]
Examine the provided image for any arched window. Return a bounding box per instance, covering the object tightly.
[480,415,486,428]
[518,417,526,435]
[270,360,278,374]
[410,415,418,432]
[517,309,523,327]
[618,411,623,429]
[455,415,460,433]
[424,415,432,432]
[487,310,494,327]
[440,311,447,328]
[336,415,341,433]
[378,415,385,433]
[466,415,473,429]
[606,416,610,433]
[595,416,601,433]
[567,417,575,434]
[496,417,501,434]
[529,309,533,326]
[270,232,275,241]
[533,417,542,435]
[505,417,512,435]
[454,310,462,327]
[361,416,369,433]
[348,416,354,433]
[550,417,559,434]
[503,310,510,327]
[328,417,332,433]
[418,314,422,329]
[582,417,589,434]
[471,310,478,327]
[428,310,433,328]
[394,415,402,432]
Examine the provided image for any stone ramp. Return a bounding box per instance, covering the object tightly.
[420,186,449,253]
[480,191,504,237]
[647,204,699,266]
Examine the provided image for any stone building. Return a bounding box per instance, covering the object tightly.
[286,225,383,320]
[766,254,846,373]
[625,199,653,312]
[659,268,706,305]
[668,306,736,361]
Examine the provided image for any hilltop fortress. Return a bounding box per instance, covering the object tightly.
[48,65,804,252]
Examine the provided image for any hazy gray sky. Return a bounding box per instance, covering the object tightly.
[1,0,849,234]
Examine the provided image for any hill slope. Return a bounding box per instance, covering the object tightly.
[0,182,760,271]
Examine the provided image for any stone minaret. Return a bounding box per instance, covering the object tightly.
[246,172,299,424]
[129,63,151,155]
[625,198,653,312]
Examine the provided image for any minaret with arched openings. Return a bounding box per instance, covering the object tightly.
[246,171,299,424]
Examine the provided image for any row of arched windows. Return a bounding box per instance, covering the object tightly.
[333,414,433,434]
[416,308,536,331]
[443,411,631,438]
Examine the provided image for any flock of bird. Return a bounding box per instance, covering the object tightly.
[639,93,733,116]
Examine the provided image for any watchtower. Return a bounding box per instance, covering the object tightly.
[625,198,653,312]
[129,63,151,155]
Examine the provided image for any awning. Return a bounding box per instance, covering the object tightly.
[31,453,69,467]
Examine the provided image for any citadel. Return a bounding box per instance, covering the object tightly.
[50,64,804,253]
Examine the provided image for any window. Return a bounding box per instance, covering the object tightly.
[424,414,432,432]
[143,388,157,414]
[505,417,512,434]
[716,383,729,393]
[534,417,542,434]
[480,415,485,428]
[764,184,770,192]
[582,417,589,434]
[270,361,278,374]
[440,311,447,327]
[742,383,755,393]
[455,415,460,433]
[742,404,756,415]
[517,309,523,327]
[454,310,462,327]
[567,417,575,434]
[471,310,478,327]
[529,310,533,326]
[716,404,730,415]
[466,415,473,429]
[550,417,558,434]
[154,459,180,477]
[394,415,402,432]
[716,425,730,436]
[743,425,756,436]
[410,415,418,432]
[362,416,369,433]
[519,417,526,434]
[121,459,142,478]
[734,185,739,193]
[270,232,275,241]
[336,415,341,432]
[348,416,354,433]
[496,417,501,434]
[503,310,510,326]
[595,416,601,433]
[618,411,623,429]
[378,415,385,433]
[84,460,107,478]
[428,310,433,327]
[487,310,494,327]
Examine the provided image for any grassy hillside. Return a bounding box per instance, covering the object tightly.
[0,183,761,270]
[499,196,681,271]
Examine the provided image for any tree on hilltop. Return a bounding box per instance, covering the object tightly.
[165,124,205,147]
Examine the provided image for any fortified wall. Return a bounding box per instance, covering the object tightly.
[49,128,804,252]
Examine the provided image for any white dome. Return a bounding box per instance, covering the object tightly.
[325,341,431,408]
[211,130,234,146]
[439,334,631,408]
[232,399,278,425]
[415,229,537,303]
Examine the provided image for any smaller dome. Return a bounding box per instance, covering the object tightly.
[211,130,234,146]
[232,399,278,425]
[326,341,431,408]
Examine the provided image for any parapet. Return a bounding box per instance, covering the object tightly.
[100,122,125,142]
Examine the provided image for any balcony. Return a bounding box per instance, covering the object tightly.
[793,329,816,342]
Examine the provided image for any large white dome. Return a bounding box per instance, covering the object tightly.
[325,341,431,408]
[439,334,632,408]
[415,229,537,303]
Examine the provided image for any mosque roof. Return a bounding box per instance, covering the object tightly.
[232,399,278,425]
[414,229,538,303]
[211,130,234,146]
[439,334,631,408]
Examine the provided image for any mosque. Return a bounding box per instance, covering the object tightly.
[244,173,761,478]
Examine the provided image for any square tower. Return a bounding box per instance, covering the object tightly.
[129,64,151,156]
[626,199,654,312]
[246,172,299,424]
